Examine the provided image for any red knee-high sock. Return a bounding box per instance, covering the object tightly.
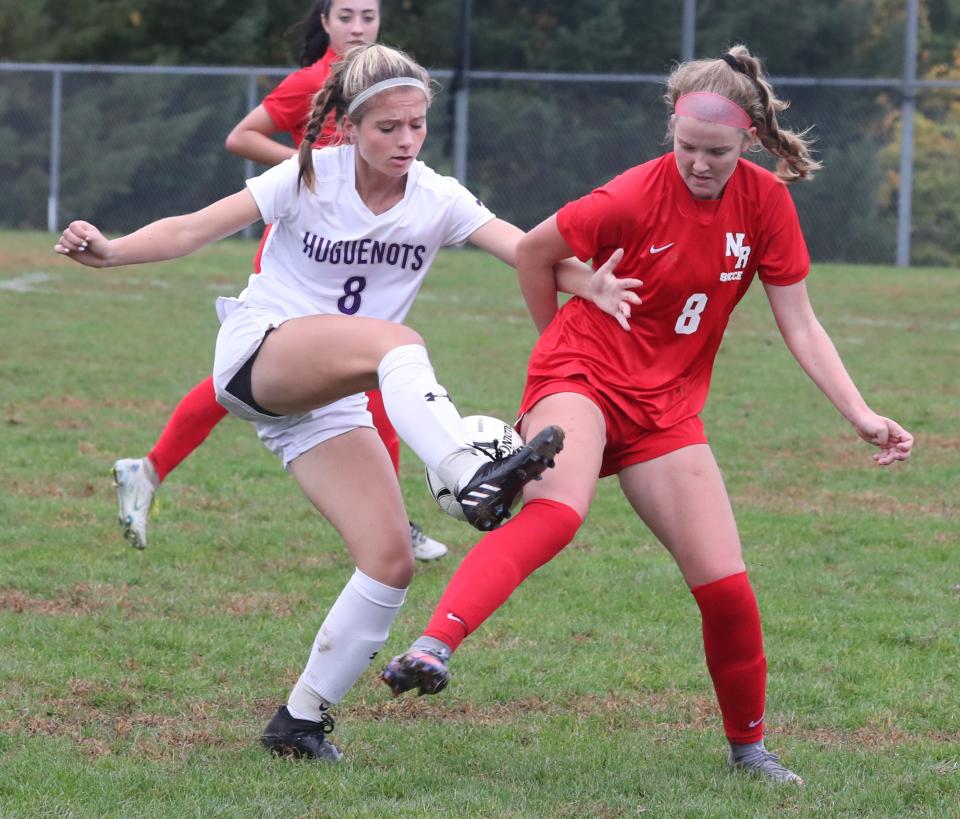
[423,499,582,652]
[691,571,767,744]
[146,376,228,482]
[366,389,401,475]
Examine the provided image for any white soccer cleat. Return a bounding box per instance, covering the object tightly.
[410,521,448,561]
[728,744,804,784]
[112,457,158,550]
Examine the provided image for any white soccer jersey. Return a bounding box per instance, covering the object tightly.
[242,145,495,323]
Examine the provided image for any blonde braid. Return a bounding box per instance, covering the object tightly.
[296,44,433,193]
[297,59,350,192]
[725,45,822,182]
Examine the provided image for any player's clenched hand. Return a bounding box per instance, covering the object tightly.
[54,221,112,267]
[588,248,642,331]
[853,412,914,466]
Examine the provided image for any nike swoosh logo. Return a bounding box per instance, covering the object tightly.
[748,714,765,728]
[649,243,675,254]
[446,612,466,626]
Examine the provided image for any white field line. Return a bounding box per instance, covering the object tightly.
[0,272,53,292]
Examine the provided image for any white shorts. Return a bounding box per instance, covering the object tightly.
[213,300,373,469]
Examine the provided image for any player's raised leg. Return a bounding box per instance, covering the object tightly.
[245,317,564,533]
[382,393,601,696]
[365,387,448,561]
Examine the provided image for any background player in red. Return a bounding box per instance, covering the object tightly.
[382,44,915,784]
[111,0,447,560]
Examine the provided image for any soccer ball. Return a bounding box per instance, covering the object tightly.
[425,415,524,521]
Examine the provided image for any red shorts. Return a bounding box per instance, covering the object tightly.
[518,375,708,478]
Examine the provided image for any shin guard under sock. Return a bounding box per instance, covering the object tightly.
[376,344,480,488]
[691,571,767,744]
[289,569,407,716]
[423,499,582,652]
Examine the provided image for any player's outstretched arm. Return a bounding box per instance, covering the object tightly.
[468,217,641,332]
[517,217,642,333]
[54,190,262,268]
[764,279,914,466]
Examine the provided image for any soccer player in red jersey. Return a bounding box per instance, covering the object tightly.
[111,1,446,560]
[382,44,914,784]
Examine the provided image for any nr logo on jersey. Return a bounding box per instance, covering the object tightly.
[724,232,752,270]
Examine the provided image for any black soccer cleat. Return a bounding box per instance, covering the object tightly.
[380,649,450,697]
[260,705,342,762]
[456,424,565,531]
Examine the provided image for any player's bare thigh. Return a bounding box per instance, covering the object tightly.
[252,315,424,415]
[617,444,745,587]
[518,391,606,519]
[289,426,414,589]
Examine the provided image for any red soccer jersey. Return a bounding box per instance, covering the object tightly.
[261,47,341,148]
[527,153,809,429]
[255,48,342,272]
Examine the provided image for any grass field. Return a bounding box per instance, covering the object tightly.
[1,228,958,817]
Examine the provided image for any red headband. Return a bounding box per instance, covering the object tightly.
[674,92,752,130]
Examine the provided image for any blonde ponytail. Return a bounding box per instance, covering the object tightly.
[666,44,822,182]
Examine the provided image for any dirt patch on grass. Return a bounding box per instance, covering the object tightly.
[774,723,960,750]
[734,481,957,520]
[16,703,230,760]
[0,584,111,616]
[11,682,958,760]
[3,475,100,501]
[354,686,960,750]
[218,591,298,618]
[0,582,154,617]
[0,582,307,622]
[261,552,345,574]
[9,685,265,760]
[355,689,718,729]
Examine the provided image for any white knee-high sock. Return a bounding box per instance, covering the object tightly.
[287,569,407,718]
[377,344,484,490]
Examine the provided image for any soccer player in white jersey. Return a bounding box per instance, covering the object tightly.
[112,0,450,564]
[54,43,639,761]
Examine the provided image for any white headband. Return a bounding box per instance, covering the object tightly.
[346,77,428,116]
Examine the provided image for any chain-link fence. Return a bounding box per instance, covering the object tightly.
[2,61,959,266]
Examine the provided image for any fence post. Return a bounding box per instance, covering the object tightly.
[47,69,62,232]
[896,0,919,267]
[452,0,472,185]
[242,72,258,238]
[681,0,696,61]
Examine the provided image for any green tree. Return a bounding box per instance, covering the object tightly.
[5,0,960,264]
[0,0,53,61]
[879,48,960,264]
